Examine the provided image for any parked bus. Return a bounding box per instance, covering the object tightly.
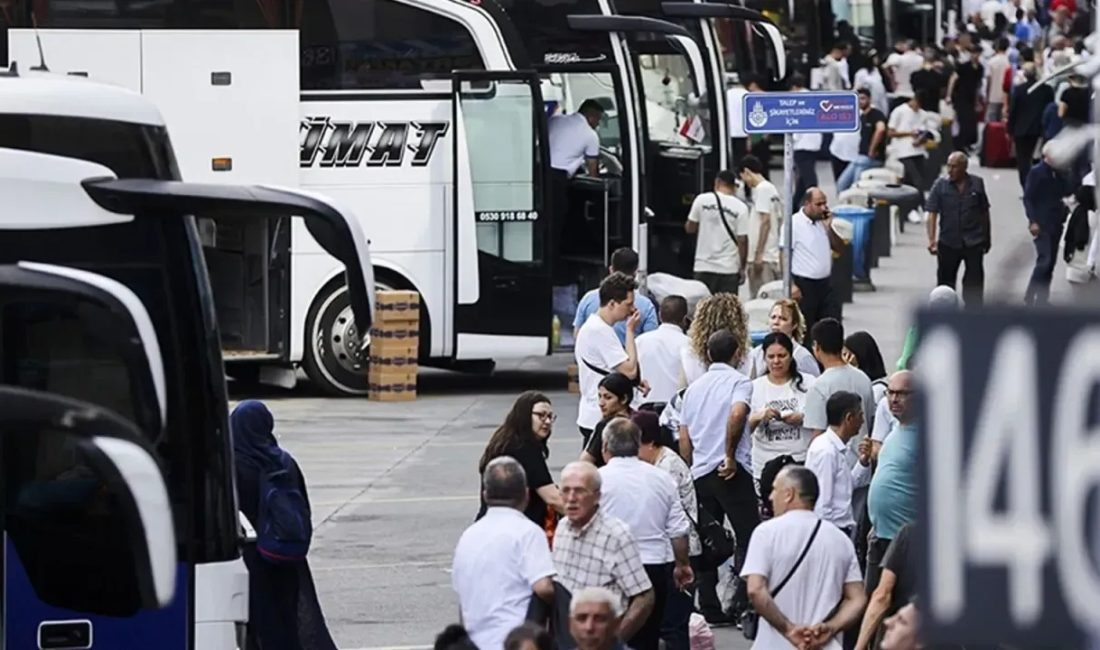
[0,68,376,648]
[2,0,738,395]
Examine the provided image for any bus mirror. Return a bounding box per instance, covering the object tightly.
[0,386,178,615]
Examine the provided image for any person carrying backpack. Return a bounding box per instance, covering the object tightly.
[231,400,337,650]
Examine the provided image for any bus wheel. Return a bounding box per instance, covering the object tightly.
[303,280,380,397]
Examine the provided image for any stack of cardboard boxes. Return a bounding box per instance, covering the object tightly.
[368,291,419,402]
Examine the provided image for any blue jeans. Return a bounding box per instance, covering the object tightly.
[1026,222,1064,306]
[837,155,881,194]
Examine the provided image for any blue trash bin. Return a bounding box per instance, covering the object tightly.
[832,205,875,289]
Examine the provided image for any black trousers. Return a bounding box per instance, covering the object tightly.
[550,169,571,284]
[864,536,893,596]
[694,465,760,616]
[694,271,741,295]
[899,155,928,205]
[831,155,850,184]
[731,137,748,167]
[629,563,671,650]
[1026,223,1064,306]
[936,244,985,307]
[954,104,979,152]
[1014,135,1040,189]
[793,275,840,348]
[793,150,819,205]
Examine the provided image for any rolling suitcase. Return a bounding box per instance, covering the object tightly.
[980,121,1014,167]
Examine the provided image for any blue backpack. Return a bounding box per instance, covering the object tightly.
[256,451,312,565]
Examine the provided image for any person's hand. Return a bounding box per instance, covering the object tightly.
[627,309,642,332]
[763,407,782,423]
[858,438,873,466]
[809,622,839,647]
[753,255,764,270]
[783,411,803,426]
[639,379,652,397]
[784,625,816,650]
[673,563,694,589]
[718,457,738,480]
[1029,221,1041,238]
[927,240,938,255]
[791,283,802,301]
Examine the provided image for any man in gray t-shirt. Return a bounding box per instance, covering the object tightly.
[803,319,876,467]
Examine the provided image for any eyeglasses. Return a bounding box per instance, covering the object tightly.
[887,389,914,398]
[534,411,557,423]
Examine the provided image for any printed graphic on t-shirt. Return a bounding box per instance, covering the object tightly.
[762,396,802,442]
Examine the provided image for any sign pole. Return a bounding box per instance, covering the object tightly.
[783,133,794,298]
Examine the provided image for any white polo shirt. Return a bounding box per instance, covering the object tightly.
[804,428,872,530]
[783,209,833,280]
[549,112,601,176]
[637,323,690,404]
[741,510,862,650]
[680,363,754,477]
[792,131,823,152]
[599,456,691,564]
[887,102,930,160]
[452,507,556,650]
[575,313,629,429]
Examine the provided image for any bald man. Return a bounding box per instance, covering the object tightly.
[784,188,845,346]
[925,152,990,306]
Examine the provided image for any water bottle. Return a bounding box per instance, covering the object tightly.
[551,315,561,348]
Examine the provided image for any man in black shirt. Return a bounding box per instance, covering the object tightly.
[925,152,991,306]
[853,524,916,650]
[836,88,888,192]
[910,55,946,113]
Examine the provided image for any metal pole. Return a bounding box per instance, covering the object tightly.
[783,133,795,298]
[603,184,610,270]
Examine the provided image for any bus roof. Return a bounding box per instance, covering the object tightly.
[0,65,165,127]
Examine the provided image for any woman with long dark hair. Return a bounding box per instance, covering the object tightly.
[747,332,816,489]
[843,330,888,400]
[579,372,635,467]
[477,391,564,530]
[231,400,337,650]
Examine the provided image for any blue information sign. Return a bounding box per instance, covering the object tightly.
[742,91,860,134]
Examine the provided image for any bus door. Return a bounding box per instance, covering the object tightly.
[0,264,183,650]
[451,71,552,359]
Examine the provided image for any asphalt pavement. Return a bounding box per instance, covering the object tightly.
[246,158,1067,649]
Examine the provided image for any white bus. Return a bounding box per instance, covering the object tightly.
[2,0,777,396]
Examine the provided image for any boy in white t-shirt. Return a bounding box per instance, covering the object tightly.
[574,272,646,443]
[685,170,750,295]
[738,155,783,298]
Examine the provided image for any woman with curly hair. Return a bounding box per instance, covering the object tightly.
[679,293,752,386]
[745,298,820,379]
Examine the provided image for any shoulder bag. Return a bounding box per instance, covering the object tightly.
[742,519,823,640]
[686,506,735,572]
[713,191,740,244]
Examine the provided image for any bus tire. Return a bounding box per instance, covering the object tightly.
[303,278,386,397]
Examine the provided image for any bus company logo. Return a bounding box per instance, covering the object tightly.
[299,118,449,168]
[748,101,768,128]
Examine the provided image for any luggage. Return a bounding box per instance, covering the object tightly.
[980,121,1014,168]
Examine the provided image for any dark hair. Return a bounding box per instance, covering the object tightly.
[780,465,820,507]
[706,329,739,364]
[479,391,551,473]
[578,98,605,116]
[435,625,478,650]
[790,73,807,89]
[715,169,739,187]
[811,318,844,355]
[844,331,887,381]
[738,154,764,176]
[505,623,553,650]
[826,391,863,427]
[659,295,688,326]
[598,372,635,406]
[482,456,528,505]
[598,271,636,306]
[632,410,663,447]
[995,36,1009,51]
[761,332,806,392]
[857,86,871,97]
[610,247,640,274]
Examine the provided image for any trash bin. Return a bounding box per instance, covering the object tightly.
[831,239,853,306]
[867,184,922,258]
[832,206,875,291]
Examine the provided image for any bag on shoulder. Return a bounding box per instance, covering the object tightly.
[742,520,822,640]
[257,451,313,564]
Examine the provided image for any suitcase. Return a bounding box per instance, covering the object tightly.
[980,121,1015,168]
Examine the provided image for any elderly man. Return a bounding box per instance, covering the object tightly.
[554,461,655,646]
[452,457,556,650]
[598,418,693,650]
[1024,144,1072,306]
[926,152,991,306]
[741,466,866,650]
[570,587,631,650]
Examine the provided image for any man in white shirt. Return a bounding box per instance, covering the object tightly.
[738,154,782,297]
[575,272,645,444]
[679,329,759,626]
[821,43,851,91]
[598,418,694,650]
[888,95,939,209]
[549,99,604,282]
[727,75,762,165]
[636,296,689,405]
[790,77,822,205]
[883,40,925,104]
[985,37,1011,122]
[452,457,556,650]
[804,391,873,536]
[742,466,867,650]
[685,170,751,294]
[782,189,845,345]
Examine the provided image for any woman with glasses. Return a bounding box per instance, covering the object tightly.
[477,391,564,536]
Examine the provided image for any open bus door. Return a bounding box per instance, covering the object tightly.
[0,264,180,649]
[451,71,553,359]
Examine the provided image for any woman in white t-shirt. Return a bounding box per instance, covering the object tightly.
[748,331,815,486]
[679,293,752,386]
[746,299,820,379]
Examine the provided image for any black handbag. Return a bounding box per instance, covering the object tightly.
[742,520,823,640]
[688,506,735,572]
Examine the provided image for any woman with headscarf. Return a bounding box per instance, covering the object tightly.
[231,400,337,650]
[579,372,636,467]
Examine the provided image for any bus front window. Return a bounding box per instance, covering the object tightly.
[637,51,710,149]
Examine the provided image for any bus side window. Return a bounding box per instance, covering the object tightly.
[298,0,485,91]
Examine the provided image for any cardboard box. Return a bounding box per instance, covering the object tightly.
[567,364,579,394]
[368,367,417,402]
[370,327,419,356]
[370,354,418,369]
[375,290,420,325]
